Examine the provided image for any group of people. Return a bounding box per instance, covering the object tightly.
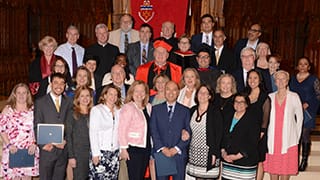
[0,12,320,180]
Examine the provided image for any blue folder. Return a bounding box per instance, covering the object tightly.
[37,124,64,144]
[154,152,177,176]
[9,149,35,168]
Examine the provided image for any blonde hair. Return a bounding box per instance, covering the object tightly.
[274,70,290,81]
[153,74,170,91]
[125,80,150,107]
[179,68,201,89]
[38,36,58,51]
[256,42,271,58]
[6,83,33,110]
[215,73,237,94]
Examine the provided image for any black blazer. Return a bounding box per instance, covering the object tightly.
[191,33,213,53]
[233,38,261,69]
[232,67,272,93]
[221,108,260,166]
[127,41,154,76]
[212,46,236,73]
[190,103,223,170]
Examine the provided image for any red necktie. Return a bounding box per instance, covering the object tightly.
[153,64,167,75]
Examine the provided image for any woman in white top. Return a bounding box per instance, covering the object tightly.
[89,84,122,180]
[177,68,201,108]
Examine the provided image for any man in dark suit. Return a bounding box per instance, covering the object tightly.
[34,73,73,180]
[212,29,236,73]
[233,23,262,69]
[232,47,272,93]
[127,23,155,76]
[99,64,130,102]
[85,23,120,78]
[191,14,215,53]
[150,81,191,180]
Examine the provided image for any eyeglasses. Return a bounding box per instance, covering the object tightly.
[198,55,210,59]
[248,29,261,33]
[241,54,254,59]
[55,65,65,68]
[234,100,246,105]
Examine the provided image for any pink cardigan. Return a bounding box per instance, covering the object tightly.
[118,101,151,149]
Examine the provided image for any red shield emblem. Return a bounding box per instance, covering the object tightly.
[138,0,155,23]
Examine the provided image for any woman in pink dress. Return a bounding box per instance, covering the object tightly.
[263,70,303,180]
[0,83,39,180]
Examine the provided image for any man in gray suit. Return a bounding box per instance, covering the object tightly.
[34,73,73,180]
[127,23,154,76]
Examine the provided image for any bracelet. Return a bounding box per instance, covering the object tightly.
[6,143,12,149]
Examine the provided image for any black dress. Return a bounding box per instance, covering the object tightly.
[66,113,90,180]
[250,91,271,162]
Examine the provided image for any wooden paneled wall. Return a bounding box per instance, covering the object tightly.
[223,0,320,75]
[0,0,320,98]
[0,0,112,98]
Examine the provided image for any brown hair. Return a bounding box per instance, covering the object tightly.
[51,56,70,76]
[267,54,282,63]
[125,80,150,107]
[6,83,33,110]
[194,84,214,104]
[178,34,191,43]
[73,85,94,120]
[98,84,122,108]
[73,66,92,87]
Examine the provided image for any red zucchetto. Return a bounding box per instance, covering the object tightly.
[153,40,172,52]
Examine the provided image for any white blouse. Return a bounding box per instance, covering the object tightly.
[89,104,120,157]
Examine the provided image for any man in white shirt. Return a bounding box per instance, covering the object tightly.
[191,14,215,53]
[54,25,84,76]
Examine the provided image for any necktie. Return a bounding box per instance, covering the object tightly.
[124,34,129,53]
[205,35,209,45]
[215,49,220,65]
[153,64,167,75]
[71,47,77,76]
[142,45,147,64]
[168,105,173,121]
[55,98,60,112]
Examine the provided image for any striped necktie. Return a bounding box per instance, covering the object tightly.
[142,45,147,64]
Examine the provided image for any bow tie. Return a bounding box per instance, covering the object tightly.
[153,64,167,74]
[197,67,210,72]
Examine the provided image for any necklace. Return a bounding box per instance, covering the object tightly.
[196,108,207,122]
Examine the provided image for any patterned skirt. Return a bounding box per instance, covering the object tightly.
[221,162,257,180]
[89,150,119,180]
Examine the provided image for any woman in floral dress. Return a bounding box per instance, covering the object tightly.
[0,83,39,180]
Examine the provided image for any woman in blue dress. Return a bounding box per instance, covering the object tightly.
[289,57,320,171]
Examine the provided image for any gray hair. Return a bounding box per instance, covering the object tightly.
[240,47,256,59]
[95,23,108,33]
